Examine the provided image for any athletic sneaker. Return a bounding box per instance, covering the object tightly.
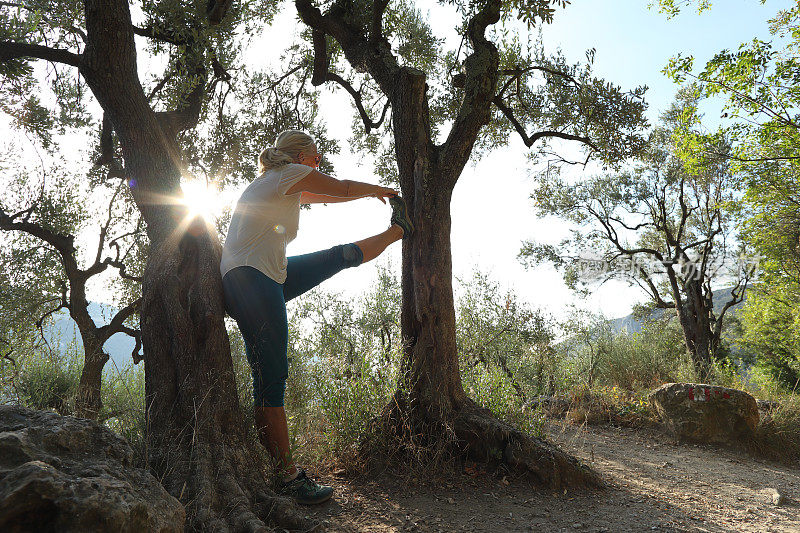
[389,195,415,238]
[278,467,334,505]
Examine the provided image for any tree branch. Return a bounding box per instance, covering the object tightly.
[370,0,390,43]
[156,66,206,134]
[0,3,87,42]
[95,114,117,167]
[704,148,800,163]
[36,294,69,330]
[439,0,501,182]
[305,14,389,133]
[0,206,80,278]
[104,257,143,282]
[296,0,401,95]
[324,72,389,133]
[131,25,188,46]
[119,325,143,364]
[310,29,330,86]
[493,96,601,153]
[206,0,235,25]
[0,40,81,67]
[98,298,141,341]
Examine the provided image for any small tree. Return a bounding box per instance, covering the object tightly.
[558,308,616,389]
[522,91,750,380]
[0,165,143,419]
[456,270,557,400]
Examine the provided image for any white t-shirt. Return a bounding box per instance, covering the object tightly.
[220,163,313,283]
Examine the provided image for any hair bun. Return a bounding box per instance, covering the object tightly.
[258,130,316,173]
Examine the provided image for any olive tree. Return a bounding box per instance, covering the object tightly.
[0,164,144,419]
[195,0,647,486]
[0,0,326,529]
[521,92,750,380]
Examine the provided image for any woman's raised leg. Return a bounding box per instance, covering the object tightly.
[353,224,403,263]
[282,225,403,302]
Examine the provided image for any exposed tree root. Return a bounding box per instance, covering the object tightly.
[152,437,319,532]
[452,402,601,489]
[382,394,601,490]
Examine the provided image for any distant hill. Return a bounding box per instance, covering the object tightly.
[42,302,140,373]
[608,286,748,334]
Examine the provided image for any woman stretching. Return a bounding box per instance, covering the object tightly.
[220,130,413,505]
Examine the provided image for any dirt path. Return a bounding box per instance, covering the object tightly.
[306,422,799,532]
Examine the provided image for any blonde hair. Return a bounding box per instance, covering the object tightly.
[258,130,316,173]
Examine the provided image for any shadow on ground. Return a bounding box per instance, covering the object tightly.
[304,421,799,532]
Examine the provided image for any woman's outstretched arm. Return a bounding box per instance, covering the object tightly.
[287,169,397,203]
[299,191,359,204]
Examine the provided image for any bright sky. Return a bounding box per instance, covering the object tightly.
[3,0,789,325]
[258,0,788,321]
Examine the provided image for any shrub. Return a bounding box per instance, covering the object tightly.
[753,393,800,463]
[3,347,81,415]
[462,356,546,438]
[563,385,655,427]
[101,361,147,466]
[557,310,694,392]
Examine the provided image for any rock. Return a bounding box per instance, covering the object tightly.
[765,488,786,506]
[648,383,759,444]
[0,405,184,532]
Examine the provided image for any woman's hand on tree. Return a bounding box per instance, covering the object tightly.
[371,185,398,203]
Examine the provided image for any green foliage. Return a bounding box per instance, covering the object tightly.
[736,285,800,389]
[336,0,649,171]
[384,0,443,72]
[558,311,694,391]
[650,0,711,19]
[456,270,556,436]
[5,260,799,464]
[101,361,147,465]
[0,159,85,346]
[754,393,800,463]
[662,2,800,391]
[456,28,649,164]
[183,46,339,192]
[462,361,546,438]
[273,264,402,463]
[439,0,570,27]
[2,342,82,415]
[456,269,559,400]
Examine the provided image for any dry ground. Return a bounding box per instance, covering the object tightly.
[303,421,800,532]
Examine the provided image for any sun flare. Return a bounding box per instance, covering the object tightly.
[180,179,225,220]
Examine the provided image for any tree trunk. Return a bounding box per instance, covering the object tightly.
[675,278,714,382]
[71,278,108,420]
[385,68,598,489]
[74,337,108,419]
[77,1,314,530]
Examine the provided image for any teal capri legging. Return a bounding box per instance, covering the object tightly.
[221,243,363,407]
